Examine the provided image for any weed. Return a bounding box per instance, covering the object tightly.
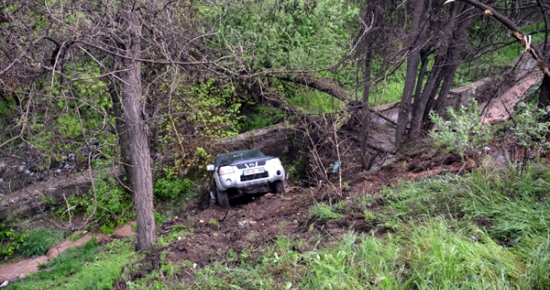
[309,203,343,220]
[363,210,375,224]
[208,219,220,229]
[18,228,64,257]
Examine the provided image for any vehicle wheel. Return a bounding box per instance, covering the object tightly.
[209,180,217,201]
[216,187,230,208]
[272,180,285,195]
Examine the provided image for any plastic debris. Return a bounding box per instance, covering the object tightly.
[332,161,340,173]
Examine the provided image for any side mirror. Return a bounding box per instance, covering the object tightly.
[206,165,215,171]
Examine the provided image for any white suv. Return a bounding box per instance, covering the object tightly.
[207,150,286,207]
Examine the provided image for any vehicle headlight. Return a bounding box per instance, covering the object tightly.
[218,166,234,175]
[269,158,282,166]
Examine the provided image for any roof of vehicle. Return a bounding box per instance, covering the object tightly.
[215,150,266,166]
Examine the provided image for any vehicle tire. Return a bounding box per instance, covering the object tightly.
[216,187,230,208]
[209,180,217,201]
[272,180,285,195]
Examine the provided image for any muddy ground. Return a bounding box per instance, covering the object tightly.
[112,144,479,288]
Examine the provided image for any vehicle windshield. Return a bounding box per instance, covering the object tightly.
[215,150,266,166]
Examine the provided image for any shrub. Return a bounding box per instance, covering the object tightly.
[509,102,550,154]
[62,177,133,231]
[429,100,492,159]
[19,228,64,257]
[153,177,193,202]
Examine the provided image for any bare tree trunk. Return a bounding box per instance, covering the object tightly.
[360,5,382,171]
[120,0,156,250]
[108,78,132,177]
[433,13,477,117]
[540,74,550,108]
[396,0,427,146]
[409,3,465,137]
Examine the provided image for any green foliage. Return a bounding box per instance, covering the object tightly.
[203,0,358,72]
[309,203,343,220]
[430,100,492,159]
[284,155,306,182]
[153,177,193,202]
[154,211,169,224]
[159,79,241,177]
[510,102,550,152]
[62,178,133,231]
[18,228,64,257]
[238,105,285,132]
[0,222,26,258]
[187,79,241,139]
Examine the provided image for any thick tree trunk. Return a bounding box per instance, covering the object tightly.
[396,0,427,146]
[120,1,156,250]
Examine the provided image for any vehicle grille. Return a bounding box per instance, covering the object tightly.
[236,160,266,169]
[240,172,269,181]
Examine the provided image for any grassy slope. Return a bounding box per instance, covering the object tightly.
[193,164,550,289]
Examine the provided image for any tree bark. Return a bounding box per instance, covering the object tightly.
[120,0,156,250]
[360,5,382,171]
[409,3,466,137]
[108,77,132,178]
[396,0,428,147]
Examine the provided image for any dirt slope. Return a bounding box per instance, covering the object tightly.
[114,146,469,288]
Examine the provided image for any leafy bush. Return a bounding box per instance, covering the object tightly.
[62,177,133,231]
[19,228,64,257]
[0,222,26,258]
[153,177,193,202]
[510,102,550,153]
[429,100,492,159]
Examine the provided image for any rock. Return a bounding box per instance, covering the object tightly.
[238,220,257,229]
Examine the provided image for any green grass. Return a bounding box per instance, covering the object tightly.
[309,202,344,220]
[7,238,138,290]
